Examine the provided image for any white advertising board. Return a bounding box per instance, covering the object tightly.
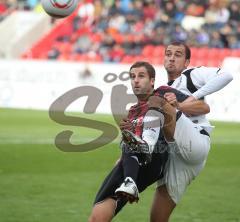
[0,59,238,122]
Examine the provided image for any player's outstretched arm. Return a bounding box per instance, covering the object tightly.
[163,93,210,117]
[178,96,210,116]
[191,67,233,99]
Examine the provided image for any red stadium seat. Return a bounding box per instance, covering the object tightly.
[121,55,135,64]
[153,45,165,57]
[219,48,231,58]
[142,45,154,57]
[196,47,208,60]
[58,53,70,61]
[229,50,240,57]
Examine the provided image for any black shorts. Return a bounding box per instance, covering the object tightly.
[93,147,168,215]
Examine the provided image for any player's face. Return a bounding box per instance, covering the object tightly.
[164,45,190,77]
[129,66,154,98]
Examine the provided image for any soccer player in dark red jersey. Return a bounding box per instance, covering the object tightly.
[115,62,189,202]
[88,61,209,222]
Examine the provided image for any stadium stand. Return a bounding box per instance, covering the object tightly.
[18,0,240,66]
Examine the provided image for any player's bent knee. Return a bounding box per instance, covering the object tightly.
[88,214,97,222]
[88,215,109,222]
[88,199,116,222]
[184,140,210,165]
[88,211,111,222]
[88,209,102,222]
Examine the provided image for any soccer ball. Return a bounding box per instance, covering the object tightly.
[41,0,78,19]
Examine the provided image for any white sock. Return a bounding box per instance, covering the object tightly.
[142,109,164,153]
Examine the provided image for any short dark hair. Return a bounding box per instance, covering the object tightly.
[129,61,155,79]
[166,42,191,60]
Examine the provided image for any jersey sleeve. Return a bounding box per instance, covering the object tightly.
[190,66,233,99]
[155,86,189,102]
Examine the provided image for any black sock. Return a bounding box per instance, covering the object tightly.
[122,152,139,182]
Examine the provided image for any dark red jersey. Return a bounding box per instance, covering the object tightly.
[128,100,148,137]
[127,86,188,137]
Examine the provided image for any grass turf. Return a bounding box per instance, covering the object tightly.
[0,108,239,222]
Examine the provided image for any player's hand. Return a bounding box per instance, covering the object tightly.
[148,96,167,108]
[119,118,133,131]
[164,92,178,107]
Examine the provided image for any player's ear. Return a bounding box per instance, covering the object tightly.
[185,59,190,68]
[151,78,155,87]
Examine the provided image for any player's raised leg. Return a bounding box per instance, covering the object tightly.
[172,113,210,164]
[147,96,177,142]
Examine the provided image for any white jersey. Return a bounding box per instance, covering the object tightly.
[156,67,232,203]
[168,66,233,133]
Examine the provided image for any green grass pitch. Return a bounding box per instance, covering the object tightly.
[0,108,240,222]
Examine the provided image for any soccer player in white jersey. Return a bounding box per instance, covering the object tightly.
[122,42,233,222]
[88,42,233,222]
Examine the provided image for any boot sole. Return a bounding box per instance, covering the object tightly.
[115,191,139,203]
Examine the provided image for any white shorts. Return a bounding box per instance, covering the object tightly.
[157,114,211,204]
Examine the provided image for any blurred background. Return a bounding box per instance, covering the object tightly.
[0,0,240,222]
[2,0,240,61]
